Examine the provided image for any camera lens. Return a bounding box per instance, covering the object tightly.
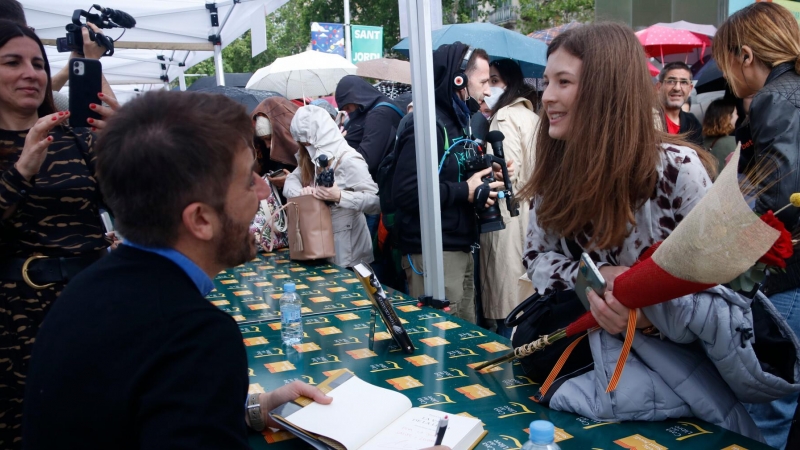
[74,69,80,74]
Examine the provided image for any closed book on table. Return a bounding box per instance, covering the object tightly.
[270,370,486,450]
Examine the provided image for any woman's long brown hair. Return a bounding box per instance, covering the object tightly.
[519,22,715,250]
[296,145,315,187]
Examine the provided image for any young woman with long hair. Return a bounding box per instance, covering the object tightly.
[479,59,539,337]
[713,3,800,447]
[515,23,795,435]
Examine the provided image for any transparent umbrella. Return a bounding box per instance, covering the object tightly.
[246,50,357,99]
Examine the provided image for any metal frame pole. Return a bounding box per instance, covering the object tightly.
[344,0,352,62]
[406,0,445,300]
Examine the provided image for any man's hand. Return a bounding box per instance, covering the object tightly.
[466,167,502,207]
[267,169,290,189]
[88,92,120,133]
[314,185,341,203]
[598,265,629,292]
[259,381,332,429]
[15,112,70,181]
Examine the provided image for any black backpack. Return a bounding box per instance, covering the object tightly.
[376,113,448,214]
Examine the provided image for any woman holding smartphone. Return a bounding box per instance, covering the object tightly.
[0,20,116,447]
[516,23,792,435]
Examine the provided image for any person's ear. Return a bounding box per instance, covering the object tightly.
[181,202,218,242]
[741,45,754,66]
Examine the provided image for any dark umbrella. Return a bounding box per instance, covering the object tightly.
[695,59,726,94]
[193,86,283,114]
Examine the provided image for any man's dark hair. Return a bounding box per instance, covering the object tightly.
[0,0,26,26]
[658,61,692,82]
[95,91,254,247]
[465,47,489,74]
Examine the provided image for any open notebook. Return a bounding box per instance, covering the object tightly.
[270,371,486,450]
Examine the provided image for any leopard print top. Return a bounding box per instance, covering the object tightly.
[524,144,711,294]
[0,126,110,257]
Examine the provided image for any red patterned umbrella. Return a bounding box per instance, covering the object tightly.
[528,21,583,44]
[635,24,711,60]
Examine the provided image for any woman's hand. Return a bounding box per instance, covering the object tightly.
[300,186,316,196]
[267,169,290,189]
[106,231,122,250]
[15,112,71,181]
[314,185,341,203]
[88,92,120,132]
[587,289,652,335]
[598,265,629,291]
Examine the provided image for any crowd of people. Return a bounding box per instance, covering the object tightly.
[3,0,800,448]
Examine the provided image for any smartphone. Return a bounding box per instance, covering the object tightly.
[575,253,606,311]
[268,169,287,178]
[68,58,102,128]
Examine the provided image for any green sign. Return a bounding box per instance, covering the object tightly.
[351,25,383,63]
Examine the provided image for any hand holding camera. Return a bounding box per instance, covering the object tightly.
[466,168,502,207]
[56,4,137,57]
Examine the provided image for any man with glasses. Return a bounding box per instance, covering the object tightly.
[656,62,703,146]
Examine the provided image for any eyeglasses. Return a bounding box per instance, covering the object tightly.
[663,78,692,88]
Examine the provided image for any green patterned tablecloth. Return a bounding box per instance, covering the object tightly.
[241,307,768,450]
[207,250,412,324]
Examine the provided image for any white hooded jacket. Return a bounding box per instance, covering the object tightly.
[284,105,380,267]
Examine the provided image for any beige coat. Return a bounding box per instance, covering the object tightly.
[480,97,538,319]
[284,106,380,268]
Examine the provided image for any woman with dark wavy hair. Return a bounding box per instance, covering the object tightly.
[0,19,116,447]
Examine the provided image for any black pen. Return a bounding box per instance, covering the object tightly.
[434,415,448,446]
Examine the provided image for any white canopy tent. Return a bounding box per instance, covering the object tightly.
[22,0,288,86]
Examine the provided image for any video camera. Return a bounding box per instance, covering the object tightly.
[463,113,520,233]
[315,154,336,205]
[56,4,137,57]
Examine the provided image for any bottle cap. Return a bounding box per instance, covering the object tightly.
[529,420,555,444]
[284,282,296,293]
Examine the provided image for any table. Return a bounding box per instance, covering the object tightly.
[207,249,412,324]
[235,306,769,450]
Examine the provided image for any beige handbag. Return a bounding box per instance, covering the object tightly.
[285,194,335,261]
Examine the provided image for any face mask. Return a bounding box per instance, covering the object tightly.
[484,86,505,110]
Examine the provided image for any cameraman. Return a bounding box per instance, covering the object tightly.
[50,24,116,105]
[392,43,501,324]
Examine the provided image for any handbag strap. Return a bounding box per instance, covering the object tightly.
[288,202,303,252]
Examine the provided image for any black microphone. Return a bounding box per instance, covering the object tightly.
[470,112,490,146]
[94,4,137,28]
[486,130,505,159]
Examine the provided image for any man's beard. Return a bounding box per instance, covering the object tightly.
[214,210,256,268]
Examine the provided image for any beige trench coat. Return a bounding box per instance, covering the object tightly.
[480,97,538,319]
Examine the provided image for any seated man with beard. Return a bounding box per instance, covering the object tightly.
[22,91,333,449]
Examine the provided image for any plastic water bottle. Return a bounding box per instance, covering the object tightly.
[280,283,303,345]
[521,420,561,450]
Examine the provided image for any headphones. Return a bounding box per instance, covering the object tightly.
[453,46,474,90]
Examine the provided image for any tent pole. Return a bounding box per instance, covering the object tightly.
[344,0,352,62]
[206,2,226,86]
[214,44,225,86]
[406,0,445,301]
[179,69,187,91]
